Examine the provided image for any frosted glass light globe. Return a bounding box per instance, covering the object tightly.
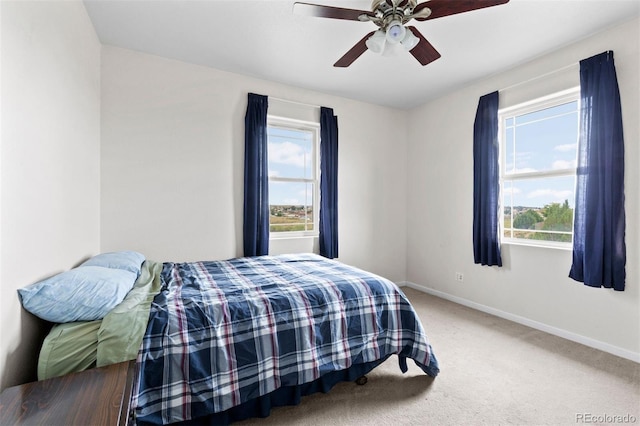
[385,21,406,44]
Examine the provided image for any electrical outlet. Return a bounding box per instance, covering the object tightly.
[455,272,464,282]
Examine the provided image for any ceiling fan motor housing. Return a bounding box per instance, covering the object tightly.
[372,0,418,16]
[292,0,510,67]
[370,0,421,30]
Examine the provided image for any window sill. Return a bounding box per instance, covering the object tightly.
[268,234,319,256]
[269,234,318,241]
[502,239,572,251]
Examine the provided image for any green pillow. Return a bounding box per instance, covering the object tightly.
[38,320,101,380]
[97,260,163,366]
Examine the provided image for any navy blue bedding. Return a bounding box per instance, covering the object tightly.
[132,253,438,425]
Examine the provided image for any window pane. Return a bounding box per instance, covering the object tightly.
[268,127,313,179]
[510,101,578,174]
[502,180,513,239]
[505,126,514,174]
[269,181,314,232]
[515,101,577,125]
[503,175,575,243]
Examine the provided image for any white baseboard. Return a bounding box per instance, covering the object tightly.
[397,281,640,363]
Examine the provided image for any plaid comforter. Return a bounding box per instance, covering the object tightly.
[132,253,439,424]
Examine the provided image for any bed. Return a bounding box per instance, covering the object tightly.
[19,251,439,425]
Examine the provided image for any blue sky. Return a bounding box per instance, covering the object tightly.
[267,126,314,206]
[503,100,579,209]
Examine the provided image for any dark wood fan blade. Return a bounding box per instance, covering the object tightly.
[334,31,375,68]
[293,2,374,21]
[414,0,509,21]
[407,26,441,66]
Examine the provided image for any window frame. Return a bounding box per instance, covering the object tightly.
[266,115,320,239]
[498,87,580,250]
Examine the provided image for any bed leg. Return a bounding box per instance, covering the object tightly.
[355,376,368,385]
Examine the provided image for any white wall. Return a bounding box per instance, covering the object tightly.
[100,46,408,282]
[0,1,101,389]
[406,18,640,360]
[1,2,635,393]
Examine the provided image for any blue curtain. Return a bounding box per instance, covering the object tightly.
[473,91,502,267]
[319,107,339,259]
[569,51,626,291]
[243,93,269,257]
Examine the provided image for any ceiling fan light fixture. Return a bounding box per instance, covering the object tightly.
[385,20,406,44]
[365,29,386,53]
[400,30,419,51]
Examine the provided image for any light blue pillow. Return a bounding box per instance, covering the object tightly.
[18,266,137,323]
[80,251,145,275]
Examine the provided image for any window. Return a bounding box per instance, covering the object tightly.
[267,117,320,237]
[499,88,579,248]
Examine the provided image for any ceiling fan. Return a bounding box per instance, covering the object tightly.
[293,0,510,67]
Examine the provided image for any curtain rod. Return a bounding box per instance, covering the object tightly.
[268,96,321,109]
[499,62,579,93]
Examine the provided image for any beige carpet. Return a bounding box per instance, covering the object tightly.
[238,287,640,426]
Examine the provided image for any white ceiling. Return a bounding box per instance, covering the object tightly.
[84,0,639,109]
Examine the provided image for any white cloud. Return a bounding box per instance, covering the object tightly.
[554,143,577,152]
[268,141,308,168]
[283,197,300,205]
[514,167,537,173]
[527,189,573,201]
[502,186,522,197]
[508,152,536,173]
[552,159,576,170]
